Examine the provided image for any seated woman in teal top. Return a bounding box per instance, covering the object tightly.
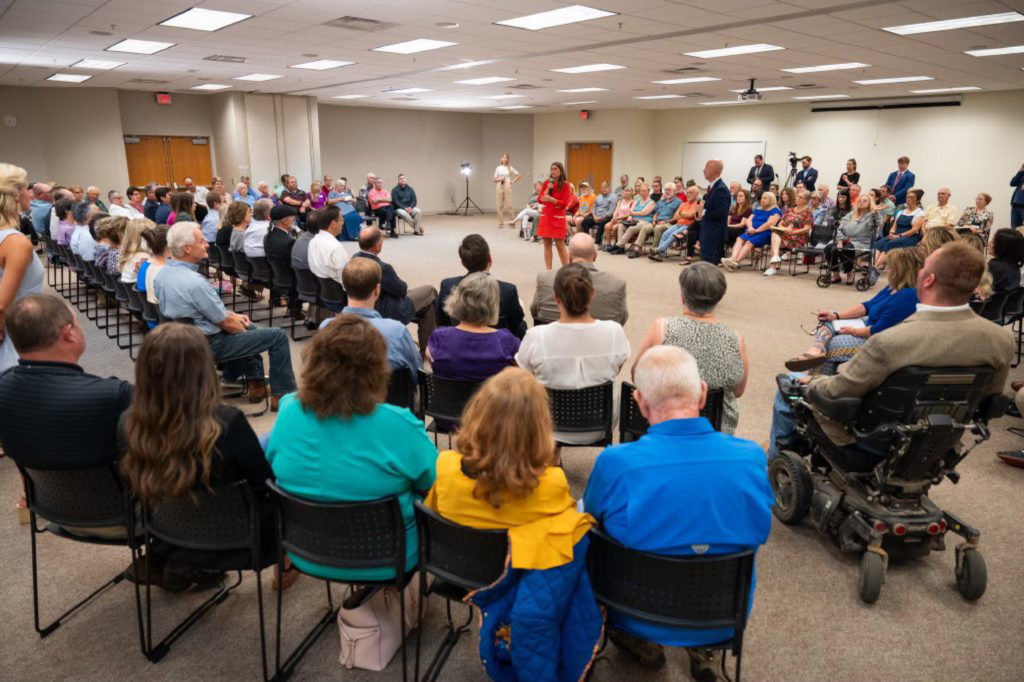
[266,314,437,581]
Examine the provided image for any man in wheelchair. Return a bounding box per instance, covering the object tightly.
[766,242,1013,603]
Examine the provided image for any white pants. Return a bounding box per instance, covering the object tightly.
[516,208,540,236]
[395,207,422,233]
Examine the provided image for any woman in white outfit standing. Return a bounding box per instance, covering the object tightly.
[0,163,45,373]
[493,153,521,229]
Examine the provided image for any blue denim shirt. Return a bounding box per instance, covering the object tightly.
[152,260,227,335]
[319,306,421,380]
[654,196,682,222]
[29,199,52,235]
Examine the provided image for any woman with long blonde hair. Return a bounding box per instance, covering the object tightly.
[0,163,44,372]
[493,153,521,229]
[118,216,154,283]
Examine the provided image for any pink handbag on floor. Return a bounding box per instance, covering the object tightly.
[337,576,421,672]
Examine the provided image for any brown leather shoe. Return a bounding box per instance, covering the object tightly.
[1011,380,1024,393]
[247,381,268,404]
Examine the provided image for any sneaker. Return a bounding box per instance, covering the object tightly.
[764,267,777,276]
[769,256,782,265]
[648,253,664,262]
[608,246,626,255]
[687,648,720,682]
[721,257,737,271]
[414,229,424,236]
[781,253,792,261]
[608,630,666,670]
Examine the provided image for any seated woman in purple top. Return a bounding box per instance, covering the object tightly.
[427,272,520,381]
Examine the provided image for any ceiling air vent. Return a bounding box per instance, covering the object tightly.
[664,66,701,74]
[204,55,246,63]
[509,83,541,90]
[390,97,418,101]
[130,78,170,84]
[795,83,821,89]
[323,16,396,32]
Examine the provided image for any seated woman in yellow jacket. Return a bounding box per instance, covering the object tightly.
[425,367,591,570]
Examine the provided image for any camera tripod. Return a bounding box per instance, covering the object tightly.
[452,175,483,216]
[783,162,798,189]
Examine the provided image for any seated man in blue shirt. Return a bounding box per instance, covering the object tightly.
[582,345,773,679]
[633,183,682,255]
[319,257,421,381]
[582,181,617,243]
[154,222,297,411]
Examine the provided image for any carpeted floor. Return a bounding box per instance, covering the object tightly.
[2,214,1022,681]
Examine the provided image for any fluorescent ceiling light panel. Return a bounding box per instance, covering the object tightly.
[160,7,251,31]
[106,39,175,54]
[234,73,282,81]
[556,87,608,93]
[729,86,792,92]
[684,43,783,58]
[191,83,231,91]
[485,94,525,99]
[792,94,849,100]
[70,58,124,70]
[883,12,1024,35]
[563,100,597,105]
[47,73,91,83]
[439,59,498,70]
[782,62,869,73]
[388,87,433,94]
[373,39,457,54]
[551,63,625,74]
[651,77,720,84]
[496,5,616,31]
[495,105,531,109]
[290,59,354,70]
[965,45,1024,57]
[699,100,751,106]
[635,94,684,100]
[854,76,932,84]
[910,86,982,93]
[332,94,369,99]
[455,76,515,85]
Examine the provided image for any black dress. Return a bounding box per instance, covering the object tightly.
[118,405,277,570]
[988,258,1022,294]
[837,171,860,188]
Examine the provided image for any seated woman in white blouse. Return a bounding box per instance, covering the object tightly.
[515,263,630,444]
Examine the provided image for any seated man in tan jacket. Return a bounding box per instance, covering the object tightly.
[531,233,628,326]
[769,241,1012,459]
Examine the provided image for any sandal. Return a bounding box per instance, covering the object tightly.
[785,352,827,372]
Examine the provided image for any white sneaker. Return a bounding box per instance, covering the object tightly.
[764,267,777,276]
[781,253,792,261]
[769,256,782,265]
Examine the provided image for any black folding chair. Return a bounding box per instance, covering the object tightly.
[619,382,725,442]
[316,276,347,313]
[266,482,413,681]
[977,290,1010,322]
[16,463,145,654]
[791,220,836,277]
[248,256,278,324]
[998,287,1024,367]
[216,244,240,310]
[140,481,270,680]
[412,501,509,682]
[293,267,322,325]
[587,526,755,681]
[417,370,483,446]
[231,251,263,318]
[269,261,313,340]
[386,367,418,411]
[547,382,615,448]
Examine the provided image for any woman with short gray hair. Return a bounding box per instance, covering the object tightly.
[631,262,749,433]
[428,272,520,381]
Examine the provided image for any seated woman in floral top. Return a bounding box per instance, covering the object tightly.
[957,192,994,239]
[764,188,812,276]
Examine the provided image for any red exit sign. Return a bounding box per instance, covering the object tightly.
[155,92,172,105]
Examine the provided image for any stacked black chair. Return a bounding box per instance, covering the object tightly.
[139,481,270,680]
[619,382,726,442]
[266,482,412,681]
[417,370,483,446]
[16,463,145,653]
[412,501,508,682]
[546,381,615,448]
[587,526,754,681]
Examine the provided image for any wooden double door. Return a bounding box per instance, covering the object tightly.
[124,135,213,187]
[566,142,613,191]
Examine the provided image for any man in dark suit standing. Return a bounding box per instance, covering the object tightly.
[746,154,774,188]
[437,233,527,338]
[699,159,731,265]
[1010,162,1024,229]
[353,226,437,356]
[794,156,817,191]
[884,156,916,207]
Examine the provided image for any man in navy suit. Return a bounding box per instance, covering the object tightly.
[746,154,774,188]
[699,159,731,265]
[436,233,527,338]
[1010,162,1024,229]
[884,156,916,207]
[794,156,817,191]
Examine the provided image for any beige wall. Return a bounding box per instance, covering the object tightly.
[118,90,213,138]
[482,114,534,209]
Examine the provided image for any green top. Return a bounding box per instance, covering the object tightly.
[266,394,437,581]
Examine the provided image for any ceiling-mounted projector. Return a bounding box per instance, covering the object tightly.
[737,78,764,102]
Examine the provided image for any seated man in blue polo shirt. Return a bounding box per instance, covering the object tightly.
[582,345,773,680]
[319,257,421,381]
[154,222,297,411]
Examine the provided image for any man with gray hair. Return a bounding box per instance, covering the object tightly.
[86,185,107,212]
[154,222,296,410]
[107,190,140,219]
[29,182,53,237]
[243,198,273,258]
[582,344,772,678]
[531,232,627,325]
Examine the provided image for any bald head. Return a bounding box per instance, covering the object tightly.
[703,159,723,183]
[32,182,52,199]
[358,225,383,252]
[568,232,598,262]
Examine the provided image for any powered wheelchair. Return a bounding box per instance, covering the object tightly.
[769,366,1007,604]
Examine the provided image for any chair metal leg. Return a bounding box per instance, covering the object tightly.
[419,599,473,682]
[29,513,126,638]
[145,567,241,663]
[274,577,337,680]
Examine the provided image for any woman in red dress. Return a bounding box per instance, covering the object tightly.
[537,162,572,270]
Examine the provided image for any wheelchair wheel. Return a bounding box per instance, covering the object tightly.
[769,452,812,525]
[858,552,885,604]
[955,548,986,601]
[816,273,832,288]
[855,277,871,292]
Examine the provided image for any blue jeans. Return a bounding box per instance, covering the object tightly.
[207,326,296,396]
[657,225,687,254]
[768,372,805,459]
